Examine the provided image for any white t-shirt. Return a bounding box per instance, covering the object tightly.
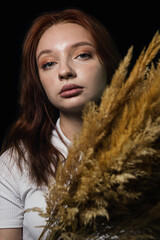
[0,119,71,239]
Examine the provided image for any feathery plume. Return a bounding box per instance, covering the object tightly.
[37,32,160,240]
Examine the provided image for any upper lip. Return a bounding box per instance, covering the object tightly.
[60,84,83,94]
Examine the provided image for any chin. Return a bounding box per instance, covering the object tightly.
[56,93,101,113]
[58,98,90,113]
[60,104,85,114]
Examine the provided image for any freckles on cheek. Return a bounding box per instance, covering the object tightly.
[39,73,52,89]
[38,77,51,97]
[39,75,59,101]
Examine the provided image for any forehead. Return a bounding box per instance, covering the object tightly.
[36,23,94,53]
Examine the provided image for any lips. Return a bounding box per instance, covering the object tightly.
[60,84,84,98]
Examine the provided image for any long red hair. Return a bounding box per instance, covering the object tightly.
[2,9,121,185]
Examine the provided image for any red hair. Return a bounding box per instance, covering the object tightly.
[2,9,121,185]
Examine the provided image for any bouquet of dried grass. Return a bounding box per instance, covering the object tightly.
[38,32,160,239]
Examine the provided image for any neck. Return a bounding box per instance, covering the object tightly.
[59,111,83,142]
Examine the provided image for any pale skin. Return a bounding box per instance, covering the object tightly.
[0,23,107,238]
[37,23,107,141]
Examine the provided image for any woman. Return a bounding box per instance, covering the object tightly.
[0,9,120,239]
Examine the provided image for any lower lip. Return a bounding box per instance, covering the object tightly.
[60,88,83,98]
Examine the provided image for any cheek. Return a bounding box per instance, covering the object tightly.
[39,72,57,96]
[91,70,107,104]
[79,62,107,83]
[90,66,107,92]
[38,78,60,107]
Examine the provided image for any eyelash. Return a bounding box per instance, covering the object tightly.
[41,52,92,70]
[41,62,55,70]
[76,52,92,60]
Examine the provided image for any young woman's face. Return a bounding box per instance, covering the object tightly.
[36,23,107,113]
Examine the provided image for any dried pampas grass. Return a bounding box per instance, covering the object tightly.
[38,32,160,239]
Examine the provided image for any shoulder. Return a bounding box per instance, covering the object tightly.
[0,148,19,178]
[0,148,23,178]
[0,149,48,231]
[0,148,31,198]
[0,149,25,228]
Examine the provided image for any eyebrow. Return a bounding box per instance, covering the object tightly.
[71,41,94,48]
[37,41,94,61]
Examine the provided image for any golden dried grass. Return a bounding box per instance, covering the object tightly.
[38,32,160,239]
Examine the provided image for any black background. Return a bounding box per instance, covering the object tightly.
[1,1,159,147]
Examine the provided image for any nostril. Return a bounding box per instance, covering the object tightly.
[59,71,77,80]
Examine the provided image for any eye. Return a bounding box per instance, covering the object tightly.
[41,61,55,70]
[76,53,92,60]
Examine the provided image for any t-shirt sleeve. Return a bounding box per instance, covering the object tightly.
[0,151,24,228]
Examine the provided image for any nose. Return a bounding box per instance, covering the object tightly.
[58,60,77,81]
